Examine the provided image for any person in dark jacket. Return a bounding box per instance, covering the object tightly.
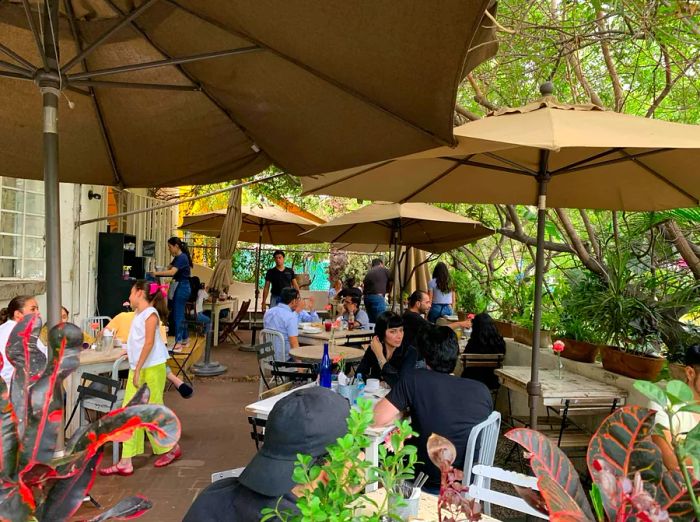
[355,311,418,387]
[461,312,506,389]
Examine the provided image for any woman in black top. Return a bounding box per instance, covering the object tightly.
[355,311,417,387]
[153,237,192,351]
[461,312,505,389]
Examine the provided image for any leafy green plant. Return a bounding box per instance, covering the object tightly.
[507,379,700,521]
[0,314,181,522]
[262,398,418,521]
[452,271,489,314]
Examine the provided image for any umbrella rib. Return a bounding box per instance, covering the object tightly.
[63,0,126,188]
[618,150,699,206]
[549,147,622,175]
[163,0,455,147]
[302,160,395,195]
[483,152,539,175]
[554,148,669,175]
[21,0,49,71]
[399,159,463,202]
[0,59,33,77]
[69,79,201,91]
[0,71,33,81]
[0,42,36,71]
[98,0,284,171]
[63,0,159,73]
[67,46,261,81]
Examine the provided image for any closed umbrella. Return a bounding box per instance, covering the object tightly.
[301,83,700,428]
[301,202,494,307]
[0,0,498,326]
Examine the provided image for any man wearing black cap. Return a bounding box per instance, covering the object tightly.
[183,387,350,521]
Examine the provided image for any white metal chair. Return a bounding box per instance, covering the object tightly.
[260,328,286,362]
[82,315,112,333]
[211,467,245,483]
[468,464,548,519]
[462,411,501,515]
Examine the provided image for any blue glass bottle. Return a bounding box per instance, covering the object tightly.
[320,342,332,388]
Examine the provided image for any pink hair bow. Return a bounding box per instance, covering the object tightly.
[149,283,169,298]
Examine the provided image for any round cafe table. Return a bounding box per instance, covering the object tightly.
[290,344,365,363]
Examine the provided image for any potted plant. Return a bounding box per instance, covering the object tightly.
[511,314,553,349]
[554,314,600,363]
[0,314,180,521]
[452,271,489,320]
[507,378,700,521]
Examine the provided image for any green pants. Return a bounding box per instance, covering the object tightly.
[121,363,169,458]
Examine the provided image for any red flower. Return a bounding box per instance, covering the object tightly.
[467,314,475,320]
[552,340,565,353]
[90,322,100,331]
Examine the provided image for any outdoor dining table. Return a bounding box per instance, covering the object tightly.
[297,328,373,346]
[290,344,365,364]
[65,347,129,437]
[245,382,393,492]
[203,297,238,347]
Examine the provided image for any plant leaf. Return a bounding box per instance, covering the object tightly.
[0,372,19,481]
[666,380,694,404]
[87,495,153,521]
[21,323,82,470]
[125,383,151,407]
[0,483,31,521]
[506,428,594,519]
[37,453,102,521]
[633,380,667,407]
[537,475,590,522]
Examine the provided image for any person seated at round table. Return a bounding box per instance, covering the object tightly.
[354,311,419,387]
[294,296,320,324]
[460,312,505,390]
[337,295,369,330]
[337,276,363,302]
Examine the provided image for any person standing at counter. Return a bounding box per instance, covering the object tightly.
[152,237,192,352]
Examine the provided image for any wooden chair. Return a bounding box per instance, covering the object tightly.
[167,322,203,388]
[259,381,295,400]
[344,332,373,348]
[461,352,504,403]
[218,299,251,345]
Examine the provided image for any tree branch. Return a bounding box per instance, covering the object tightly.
[455,103,481,122]
[646,46,699,117]
[497,226,574,253]
[467,73,499,111]
[596,10,624,111]
[566,45,604,107]
[658,220,700,280]
[554,208,607,276]
[579,209,602,261]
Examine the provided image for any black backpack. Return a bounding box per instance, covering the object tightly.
[188,276,201,303]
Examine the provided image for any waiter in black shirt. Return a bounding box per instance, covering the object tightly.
[262,250,300,311]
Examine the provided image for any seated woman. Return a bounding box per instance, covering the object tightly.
[460,313,505,390]
[355,311,418,387]
[652,344,700,471]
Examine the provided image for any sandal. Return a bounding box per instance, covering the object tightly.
[98,464,133,477]
[154,445,182,468]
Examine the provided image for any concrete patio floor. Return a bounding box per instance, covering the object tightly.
[74,331,261,521]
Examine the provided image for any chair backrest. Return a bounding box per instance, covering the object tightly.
[255,342,275,392]
[212,467,245,483]
[261,328,287,361]
[248,416,267,450]
[260,381,295,400]
[469,465,548,520]
[83,315,112,333]
[231,299,251,326]
[463,411,501,488]
[460,353,505,369]
[344,333,373,348]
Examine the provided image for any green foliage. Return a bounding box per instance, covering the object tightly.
[262,398,418,522]
[452,270,489,314]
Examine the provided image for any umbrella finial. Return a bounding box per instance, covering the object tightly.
[539,81,554,97]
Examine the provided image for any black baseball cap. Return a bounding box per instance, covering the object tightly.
[239,387,350,497]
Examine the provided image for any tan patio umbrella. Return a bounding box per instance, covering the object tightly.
[0,0,498,326]
[301,201,494,306]
[403,247,431,296]
[208,188,243,295]
[302,83,700,429]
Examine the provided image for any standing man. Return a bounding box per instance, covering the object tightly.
[261,250,300,311]
[363,258,391,323]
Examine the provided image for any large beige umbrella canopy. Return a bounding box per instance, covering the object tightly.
[301,201,494,306]
[0,0,498,326]
[302,84,700,429]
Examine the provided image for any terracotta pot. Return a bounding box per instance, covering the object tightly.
[512,325,532,345]
[493,320,513,339]
[669,362,687,381]
[599,345,664,381]
[457,311,468,321]
[555,338,599,363]
[512,325,552,348]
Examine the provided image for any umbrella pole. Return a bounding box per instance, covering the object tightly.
[42,0,61,329]
[392,229,400,312]
[240,226,262,352]
[528,153,550,431]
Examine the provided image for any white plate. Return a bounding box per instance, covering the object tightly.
[301,327,322,334]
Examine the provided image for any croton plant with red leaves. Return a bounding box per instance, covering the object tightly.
[0,314,181,521]
[507,404,700,521]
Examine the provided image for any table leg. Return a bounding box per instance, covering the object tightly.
[365,436,380,493]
